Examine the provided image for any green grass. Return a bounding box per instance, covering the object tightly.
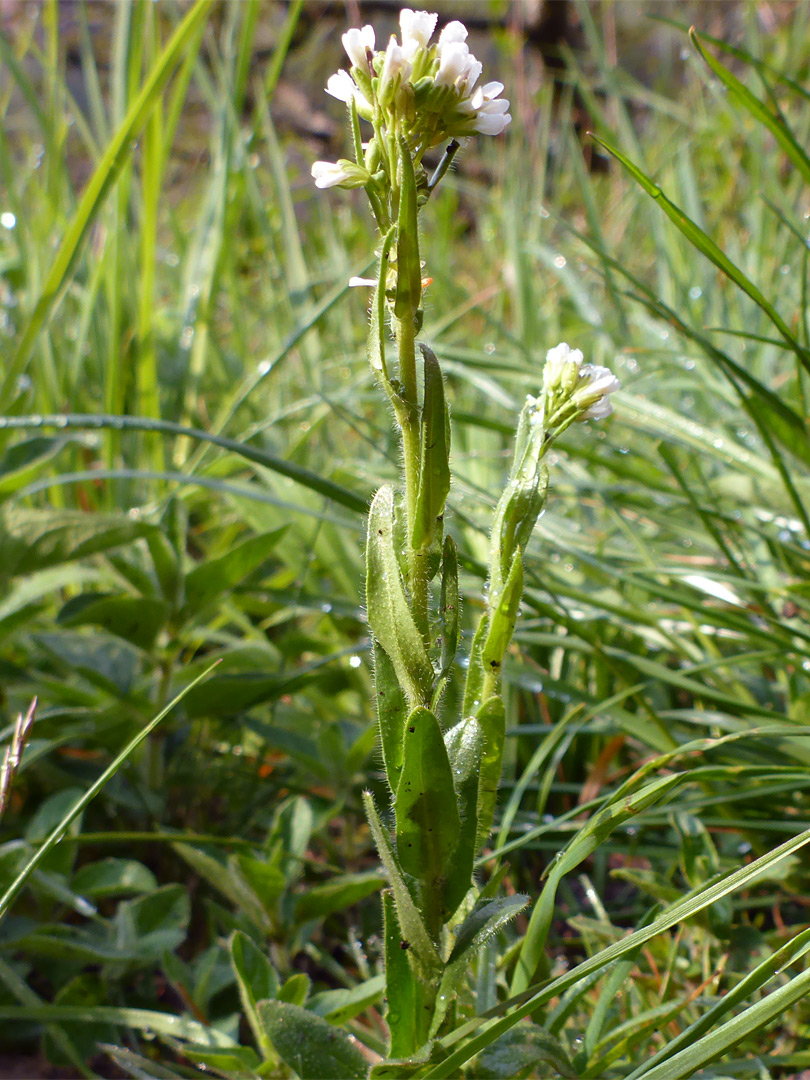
[2,1,810,1076]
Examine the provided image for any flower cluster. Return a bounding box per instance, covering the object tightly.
[542,342,621,424]
[311,8,510,192]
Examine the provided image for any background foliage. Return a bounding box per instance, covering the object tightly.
[1,0,810,1076]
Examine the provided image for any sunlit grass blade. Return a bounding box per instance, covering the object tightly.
[0,660,219,921]
[1,0,215,410]
[590,133,810,375]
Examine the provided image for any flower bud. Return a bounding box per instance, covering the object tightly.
[311,159,371,190]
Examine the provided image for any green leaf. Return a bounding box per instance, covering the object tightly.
[462,613,489,718]
[394,137,422,319]
[57,593,170,650]
[294,871,385,923]
[591,132,810,375]
[309,974,385,1026]
[475,697,507,847]
[441,717,483,918]
[362,791,441,975]
[113,884,190,960]
[690,28,810,186]
[382,890,421,1060]
[234,854,287,918]
[447,895,530,968]
[374,642,409,793]
[0,507,156,583]
[182,527,287,617]
[181,1044,261,1078]
[366,486,434,706]
[412,346,451,551]
[277,972,311,1007]
[0,437,72,500]
[71,858,157,900]
[229,930,279,1060]
[511,771,684,995]
[256,999,368,1080]
[476,1024,576,1080]
[394,707,460,889]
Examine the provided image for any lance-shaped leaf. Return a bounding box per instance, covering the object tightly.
[475,696,506,847]
[429,895,529,1039]
[229,930,278,1060]
[256,1000,367,1080]
[394,137,422,319]
[442,716,483,918]
[374,643,408,794]
[395,708,460,892]
[438,536,459,679]
[366,486,434,706]
[412,346,451,551]
[383,890,421,1060]
[482,549,524,675]
[461,612,489,718]
[362,790,441,975]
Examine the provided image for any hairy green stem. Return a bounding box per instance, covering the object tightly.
[396,311,431,648]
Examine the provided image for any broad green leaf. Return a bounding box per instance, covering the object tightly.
[57,593,170,650]
[182,527,287,617]
[374,642,409,793]
[366,486,434,706]
[294,870,385,923]
[0,508,156,583]
[256,999,367,1080]
[362,790,441,975]
[412,346,451,551]
[394,707,460,893]
[71,858,157,900]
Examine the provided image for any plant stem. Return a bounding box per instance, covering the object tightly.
[396,311,430,648]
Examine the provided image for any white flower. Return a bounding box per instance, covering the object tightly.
[439,20,468,46]
[471,81,511,135]
[379,35,412,100]
[543,342,583,394]
[399,8,438,58]
[311,160,368,189]
[573,364,621,419]
[342,24,375,68]
[434,40,475,89]
[326,70,373,119]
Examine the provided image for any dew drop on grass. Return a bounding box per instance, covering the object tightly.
[553,254,566,268]
[321,602,332,613]
[0,211,16,229]
[688,285,702,299]
[780,264,791,275]
[349,655,362,668]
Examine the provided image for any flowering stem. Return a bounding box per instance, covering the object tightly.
[395,309,431,646]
